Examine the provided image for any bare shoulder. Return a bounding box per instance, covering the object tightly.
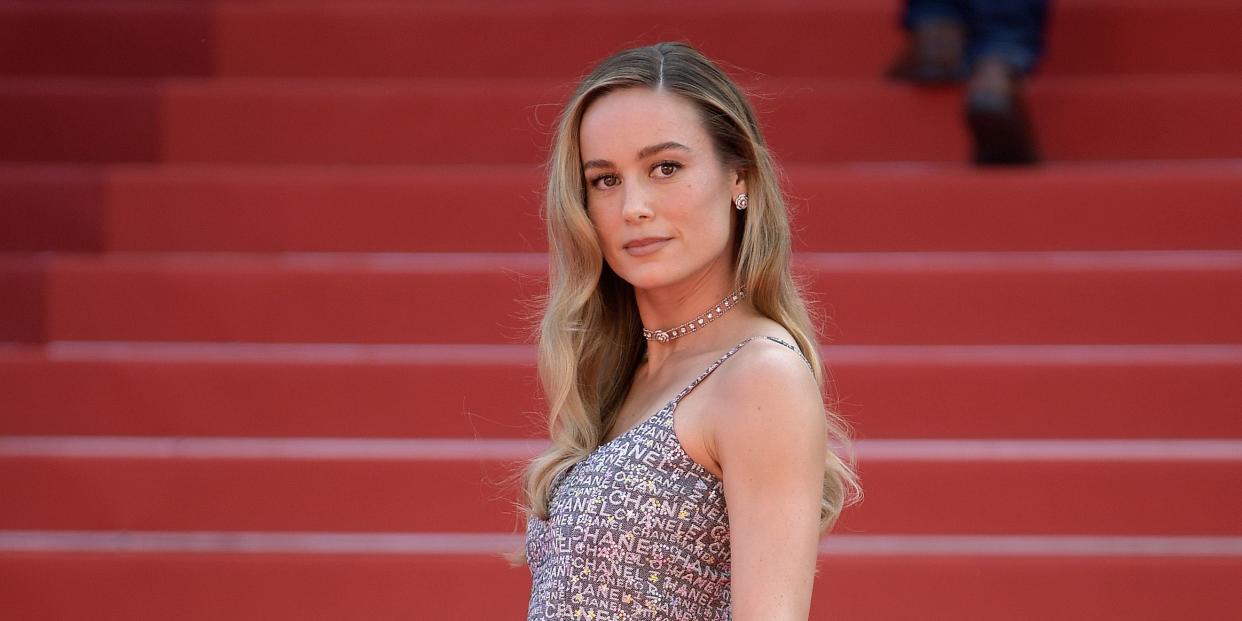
[705,336,826,468]
[719,335,820,404]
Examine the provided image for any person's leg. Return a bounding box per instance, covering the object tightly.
[888,0,970,83]
[962,0,1050,76]
[961,0,1049,165]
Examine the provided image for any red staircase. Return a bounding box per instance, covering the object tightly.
[3,1,1241,619]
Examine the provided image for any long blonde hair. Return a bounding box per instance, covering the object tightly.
[506,41,861,564]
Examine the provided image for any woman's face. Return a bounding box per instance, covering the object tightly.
[579,87,746,292]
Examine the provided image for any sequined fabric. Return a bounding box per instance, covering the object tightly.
[525,335,809,621]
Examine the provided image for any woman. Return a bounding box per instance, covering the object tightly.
[514,42,862,620]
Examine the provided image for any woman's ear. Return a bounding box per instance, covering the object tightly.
[733,169,748,196]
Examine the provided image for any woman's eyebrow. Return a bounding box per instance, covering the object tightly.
[637,141,690,160]
[582,141,691,171]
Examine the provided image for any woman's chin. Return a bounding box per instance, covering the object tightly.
[616,271,684,293]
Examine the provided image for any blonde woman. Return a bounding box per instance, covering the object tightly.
[516,42,862,620]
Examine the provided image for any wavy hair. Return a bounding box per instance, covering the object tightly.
[505,41,861,565]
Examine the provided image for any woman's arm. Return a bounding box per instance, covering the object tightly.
[711,342,828,621]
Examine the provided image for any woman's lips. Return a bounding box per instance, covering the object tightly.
[624,238,671,256]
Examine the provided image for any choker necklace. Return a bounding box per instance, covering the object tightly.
[642,287,747,343]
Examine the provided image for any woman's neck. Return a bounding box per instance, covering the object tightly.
[638,297,758,370]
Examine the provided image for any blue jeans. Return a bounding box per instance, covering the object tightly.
[902,0,1050,75]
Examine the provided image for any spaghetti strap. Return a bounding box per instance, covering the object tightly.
[760,335,803,358]
[760,335,815,373]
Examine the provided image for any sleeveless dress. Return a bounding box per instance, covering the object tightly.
[525,335,812,621]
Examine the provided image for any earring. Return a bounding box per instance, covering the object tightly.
[733,193,749,210]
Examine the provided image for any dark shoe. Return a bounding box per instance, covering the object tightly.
[965,56,1039,165]
[887,18,968,84]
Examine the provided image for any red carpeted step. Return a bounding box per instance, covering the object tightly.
[0,255,47,341]
[5,76,1242,164]
[0,342,544,439]
[0,80,162,163]
[1,539,1240,620]
[38,252,547,344]
[0,165,108,252]
[2,343,1240,440]
[0,3,213,78]
[2,439,1240,535]
[5,162,1242,253]
[10,251,1241,345]
[3,1,1242,78]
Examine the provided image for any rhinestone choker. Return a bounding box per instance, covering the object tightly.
[641,287,747,343]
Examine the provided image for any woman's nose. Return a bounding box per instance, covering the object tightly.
[620,182,653,222]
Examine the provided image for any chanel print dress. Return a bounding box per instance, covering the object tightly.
[525,335,811,620]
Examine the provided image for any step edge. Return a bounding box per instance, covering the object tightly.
[5,159,1242,177]
[5,73,1242,91]
[3,342,1241,365]
[17,249,1242,272]
[2,530,1241,557]
[3,436,1241,462]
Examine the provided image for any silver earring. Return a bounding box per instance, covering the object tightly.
[734,193,749,210]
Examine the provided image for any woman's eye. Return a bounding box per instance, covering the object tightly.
[591,175,619,190]
[653,162,681,177]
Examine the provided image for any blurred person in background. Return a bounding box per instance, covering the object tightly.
[888,0,1050,165]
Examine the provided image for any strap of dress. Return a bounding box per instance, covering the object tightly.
[761,335,814,370]
[669,335,812,407]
